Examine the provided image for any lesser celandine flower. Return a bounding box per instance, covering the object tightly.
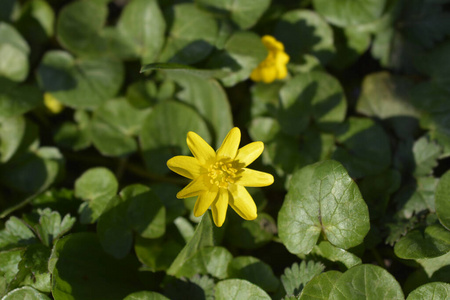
[250,35,290,83]
[44,93,64,114]
[167,127,274,227]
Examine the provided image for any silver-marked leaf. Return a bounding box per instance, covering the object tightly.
[278,160,370,255]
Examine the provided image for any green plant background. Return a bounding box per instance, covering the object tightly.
[0,0,450,299]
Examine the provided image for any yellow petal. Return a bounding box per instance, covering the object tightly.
[235,141,264,167]
[236,168,274,187]
[176,175,209,199]
[250,67,262,82]
[277,65,288,80]
[211,188,229,227]
[187,131,216,165]
[228,184,257,220]
[276,51,290,65]
[217,127,241,160]
[167,156,203,179]
[193,185,219,217]
[260,67,277,84]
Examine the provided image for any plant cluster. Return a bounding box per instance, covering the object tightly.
[0,0,449,299]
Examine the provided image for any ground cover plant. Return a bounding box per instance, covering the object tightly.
[0,0,450,299]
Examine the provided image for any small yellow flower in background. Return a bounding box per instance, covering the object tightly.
[250,35,290,84]
[44,93,64,114]
[167,127,274,227]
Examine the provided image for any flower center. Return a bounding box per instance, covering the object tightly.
[208,161,238,189]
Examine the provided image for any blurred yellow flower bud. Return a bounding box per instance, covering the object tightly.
[250,35,290,83]
[44,93,64,114]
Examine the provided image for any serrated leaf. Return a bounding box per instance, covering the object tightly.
[278,160,370,255]
[328,264,404,299]
[406,282,450,300]
[385,215,418,246]
[0,217,37,251]
[215,279,271,300]
[436,170,450,230]
[34,208,75,247]
[228,256,279,292]
[165,275,215,300]
[299,271,342,300]
[395,177,438,219]
[394,224,450,259]
[74,167,118,224]
[413,136,442,176]
[281,260,325,296]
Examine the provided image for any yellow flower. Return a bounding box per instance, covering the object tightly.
[44,93,64,114]
[250,35,290,83]
[167,127,274,227]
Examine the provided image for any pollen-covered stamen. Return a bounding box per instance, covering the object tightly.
[208,161,238,188]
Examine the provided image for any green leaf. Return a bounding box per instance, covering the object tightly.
[299,271,342,300]
[123,291,169,300]
[134,235,183,272]
[90,98,149,157]
[224,212,276,249]
[0,217,37,251]
[406,282,450,300]
[74,167,118,224]
[228,256,279,292]
[332,117,391,178]
[416,250,450,278]
[436,170,450,230]
[176,246,232,279]
[34,208,75,247]
[140,63,227,79]
[2,286,50,300]
[37,50,124,109]
[139,100,211,175]
[165,274,215,300]
[51,233,143,300]
[278,160,370,255]
[312,241,362,269]
[0,249,23,295]
[313,0,388,27]
[394,224,450,259]
[330,26,371,69]
[356,72,419,138]
[328,264,404,299]
[196,0,270,29]
[0,22,29,81]
[56,0,108,56]
[413,136,442,177]
[116,0,165,64]
[215,279,271,300]
[281,260,325,296]
[151,183,187,224]
[0,147,63,195]
[206,30,268,87]
[13,244,51,293]
[275,10,335,65]
[167,211,215,277]
[158,3,218,64]
[278,71,346,136]
[0,115,25,163]
[166,72,233,148]
[54,110,91,151]
[0,0,15,22]
[395,177,438,219]
[0,78,42,119]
